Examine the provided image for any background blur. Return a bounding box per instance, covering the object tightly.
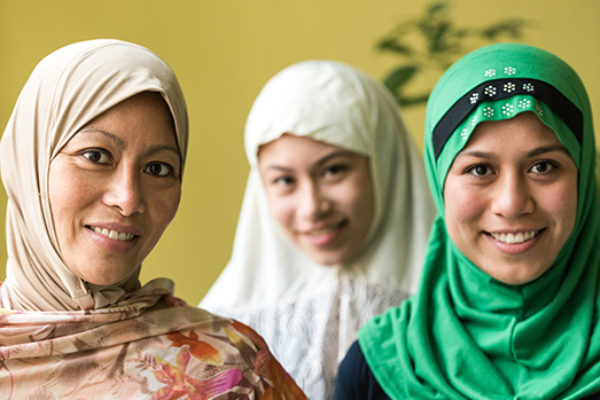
[1,0,599,305]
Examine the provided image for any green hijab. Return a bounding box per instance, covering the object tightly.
[359,43,600,399]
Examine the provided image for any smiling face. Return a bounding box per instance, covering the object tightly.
[443,112,578,285]
[258,134,375,266]
[48,92,182,285]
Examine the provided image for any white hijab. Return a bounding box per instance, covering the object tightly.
[0,39,188,311]
[201,60,434,311]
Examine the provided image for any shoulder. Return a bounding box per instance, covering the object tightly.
[333,340,390,400]
[152,306,307,398]
[224,319,308,399]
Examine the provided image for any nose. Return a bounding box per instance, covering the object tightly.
[489,171,534,218]
[297,181,332,222]
[102,166,145,216]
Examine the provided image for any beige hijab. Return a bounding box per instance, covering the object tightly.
[0,39,188,311]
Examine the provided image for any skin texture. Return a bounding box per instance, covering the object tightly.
[48,92,182,285]
[258,134,374,266]
[444,112,578,285]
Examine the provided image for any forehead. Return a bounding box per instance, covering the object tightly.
[89,92,172,124]
[258,134,349,162]
[63,92,179,157]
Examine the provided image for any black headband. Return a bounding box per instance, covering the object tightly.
[432,78,583,160]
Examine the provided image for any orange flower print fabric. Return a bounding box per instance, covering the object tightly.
[0,291,306,399]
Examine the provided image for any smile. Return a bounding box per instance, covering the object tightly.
[489,229,541,244]
[300,220,347,247]
[89,226,136,241]
[308,226,339,236]
[304,220,347,236]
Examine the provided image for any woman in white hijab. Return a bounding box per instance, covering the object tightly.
[200,60,435,399]
[0,39,304,399]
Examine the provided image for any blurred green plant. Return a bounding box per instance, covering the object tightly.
[379,1,527,107]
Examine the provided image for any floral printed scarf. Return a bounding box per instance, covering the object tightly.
[0,280,305,398]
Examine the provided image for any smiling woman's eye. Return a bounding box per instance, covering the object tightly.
[323,164,348,177]
[145,162,174,177]
[273,175,295,186]
[529,160,557,174]
[82,149,110,164]
[465,163,493,177]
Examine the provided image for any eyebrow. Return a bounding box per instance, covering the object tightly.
[457,144,570,160]
[79,128,125,148]
[315,151,356,166]
[78,127,180,159]
[263,150,356,172]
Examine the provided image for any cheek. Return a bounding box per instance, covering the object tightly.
[264,192,295,232]
[542,180,578,235]
[443,180,486,236]
[347,178,374,229]
[149,186,182,229]
[48,164,90,231]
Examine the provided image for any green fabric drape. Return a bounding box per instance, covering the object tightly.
[359,43,600,399]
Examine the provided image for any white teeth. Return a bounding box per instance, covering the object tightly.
[309,225,341,236]
[92,227,135,241]
[310,227,334,236]
[491,230,538,244]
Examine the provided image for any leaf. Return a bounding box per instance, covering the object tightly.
[166,331,223,365]
[398,93,431,108]
[429,21,453,53]
[480,19,527,40]
[377,39,413,55]
[427,0,448,16]
[383,65,418,94]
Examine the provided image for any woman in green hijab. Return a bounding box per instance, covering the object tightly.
[333,43,600,399]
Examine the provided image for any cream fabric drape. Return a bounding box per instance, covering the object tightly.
[200,60,435,398]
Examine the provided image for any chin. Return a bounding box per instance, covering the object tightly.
[76,269,137,286]
[486,264,548,286]
[311,249,361,267]
[307,252,344,266]
[314,257,342,267]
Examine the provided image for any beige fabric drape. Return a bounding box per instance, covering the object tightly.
[0,39,305,399]
[202,60,434,310]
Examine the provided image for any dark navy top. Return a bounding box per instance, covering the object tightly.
[333,340,600,400]
[333,340,390,400]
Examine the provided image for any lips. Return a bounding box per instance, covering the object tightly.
[85,224,139,241]
[90,226,135,241]
[302,220,346,235]
[300,220,347,246]
[85,224,140,254]
[484,228,546,255]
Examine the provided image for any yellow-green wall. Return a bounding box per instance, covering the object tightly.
[1,0,599,305]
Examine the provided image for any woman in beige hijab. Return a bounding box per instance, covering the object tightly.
[0,39,304,399]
